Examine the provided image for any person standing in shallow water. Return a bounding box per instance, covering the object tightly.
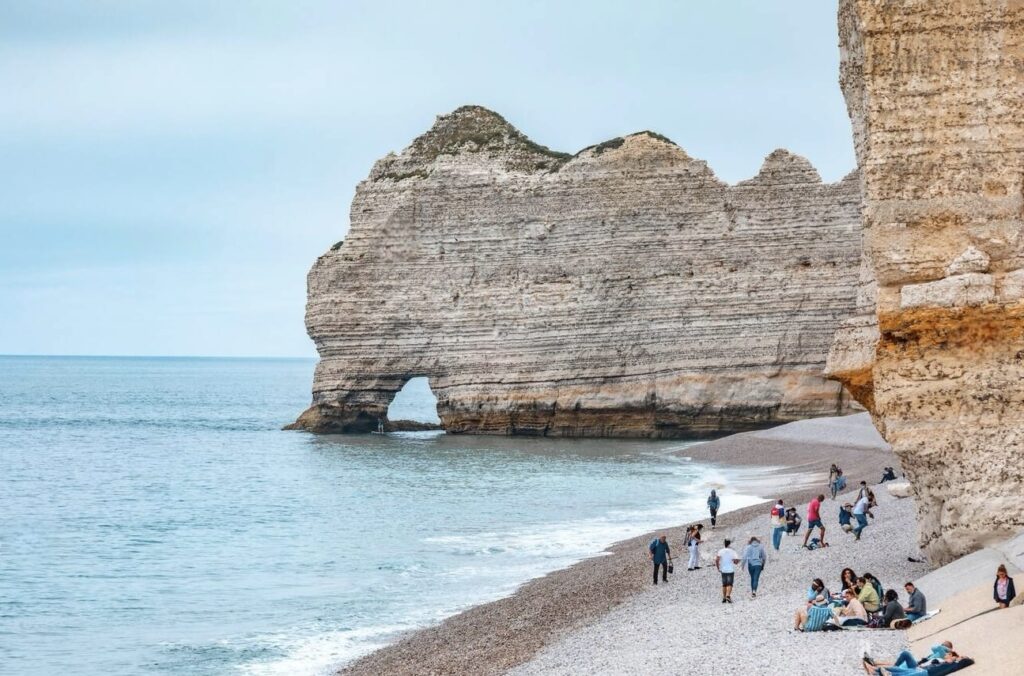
[707,490,720,529]
[648,535,672,585]
[716,538,741,603]
[741,536,767,598]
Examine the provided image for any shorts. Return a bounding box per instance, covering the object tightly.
[721,572,735,586]
[807,519,823,529]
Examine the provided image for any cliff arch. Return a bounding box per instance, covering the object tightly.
[291,107,864,439]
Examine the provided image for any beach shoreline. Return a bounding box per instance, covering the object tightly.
[339,413,911,675]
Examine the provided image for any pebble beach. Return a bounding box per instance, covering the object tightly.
[342,414,930,675]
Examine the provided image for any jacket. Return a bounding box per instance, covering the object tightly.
[994,575,1017,603]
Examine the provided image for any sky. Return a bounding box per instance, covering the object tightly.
[0,0,853,358]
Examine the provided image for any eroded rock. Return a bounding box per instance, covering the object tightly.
[295,106,864,438]
[830,0,1024,564]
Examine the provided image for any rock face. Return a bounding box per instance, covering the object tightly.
[294,105,864,438]
[829,1,1024,564]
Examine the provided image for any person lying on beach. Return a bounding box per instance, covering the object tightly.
[803,494,827,548]
[867,642,952,673]
[832,588,867,626]
[881,589,907,627]
[794,594,832,632]
[648,535,672,585]
[993,564,1016,608]
[863,647,972,676]
[904,582,927,621]
[838,502,854,533]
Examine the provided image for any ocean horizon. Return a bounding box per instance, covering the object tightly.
[1,355,768,675]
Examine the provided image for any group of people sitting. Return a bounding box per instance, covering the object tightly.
[794,568,927,631]
[863,642,973,676]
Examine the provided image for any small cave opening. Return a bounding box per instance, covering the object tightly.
[386,377,443,431]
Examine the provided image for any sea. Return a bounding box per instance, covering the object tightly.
[0,356,770,675]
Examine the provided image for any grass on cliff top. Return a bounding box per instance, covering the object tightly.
[410,105,571,164]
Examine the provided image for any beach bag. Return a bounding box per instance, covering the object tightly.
[667,563,674,574]
[807,538,821,550]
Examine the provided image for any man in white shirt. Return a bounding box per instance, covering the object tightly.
[852,494,874,540]
[715,538,741,603]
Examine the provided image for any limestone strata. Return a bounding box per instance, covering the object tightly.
[295,105,863,438]
[831,0,1024,563]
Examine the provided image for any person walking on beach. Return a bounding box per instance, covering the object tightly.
[803,494,828,549]
[770,499,786,550]
[707,490,720,529]
[716,538,740,603]
[687,524,704,570]
[853,493,873,540]
[648,535,672,585]
[741,536,767,598]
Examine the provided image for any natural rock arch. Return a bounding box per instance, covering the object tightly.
[291,106,865,438]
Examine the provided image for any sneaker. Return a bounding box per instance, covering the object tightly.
[726,597,733,603]
[687,568,694,572]
[751,591,757,598]
[722,598,727,603]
